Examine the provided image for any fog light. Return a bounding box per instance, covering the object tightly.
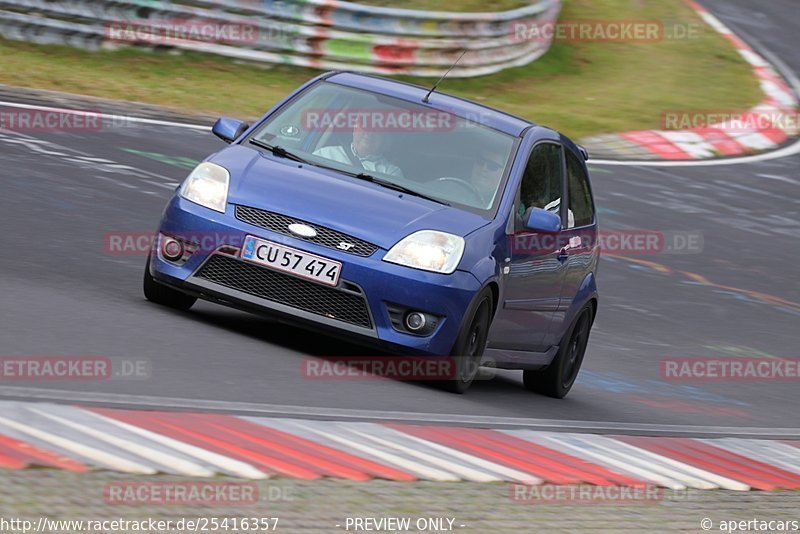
[161,236,184,261]
[405,312,426,332]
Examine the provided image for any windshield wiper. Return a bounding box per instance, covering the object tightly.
[249,139,308,163]
[248,140,448,206]
[353,172,450,206]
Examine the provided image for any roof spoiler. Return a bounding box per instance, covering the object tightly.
[577,144,590,161]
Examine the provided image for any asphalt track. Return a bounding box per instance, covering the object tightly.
[0,0,797,435]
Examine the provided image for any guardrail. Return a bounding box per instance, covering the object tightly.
[0,0,562,77]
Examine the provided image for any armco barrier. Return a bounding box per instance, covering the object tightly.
[0,0,562,77]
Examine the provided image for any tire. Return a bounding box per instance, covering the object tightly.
[440,288,493,394]
[523,304,593,398]
[143,255,197,311]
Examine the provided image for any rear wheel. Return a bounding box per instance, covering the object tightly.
[523,305,593,398]
[143,255,197,311]
[440,289,493,394]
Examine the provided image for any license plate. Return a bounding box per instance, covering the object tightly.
[240,236,341,286]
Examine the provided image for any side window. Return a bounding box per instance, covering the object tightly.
[518,143,563,227]
[566,151,595,228]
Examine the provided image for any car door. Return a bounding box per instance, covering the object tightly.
[552,148,598,344]
[488,141,569,353]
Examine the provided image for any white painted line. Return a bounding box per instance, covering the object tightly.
[701,438,800,475]
[568,435,749,491]
[757,173,800,185]
[736,131,778,151]
[344,426,501,483]
[373,427,541,484]
[523,432,753,491]
[284,421,458,481]
[28,406,214,477]
[697,10,732,35]
[0,127,178,182]
[84,410,268,479]
[143,180,179,190]
[521,432,687,490]
[251,417,538,483]
[593,437,749,491]
[0,414,155,474]
[556,433,718,490]
[754,42,800,101]
[1,386,798,438]
[94,175,139,189]
[567,434,752,490]
[738,49,769,68]
[0,100,211,130]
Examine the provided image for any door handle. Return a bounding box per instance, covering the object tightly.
[556,235,580,262]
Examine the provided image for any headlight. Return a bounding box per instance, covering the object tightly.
[179,162,230,213]
[383,230,465,274]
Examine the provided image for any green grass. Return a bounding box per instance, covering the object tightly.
[0,0,762,139]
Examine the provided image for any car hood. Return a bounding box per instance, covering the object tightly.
[211,145,491,250]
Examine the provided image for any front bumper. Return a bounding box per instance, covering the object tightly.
[150,196,482,355]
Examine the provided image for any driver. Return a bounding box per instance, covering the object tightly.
[470,147,506,207]
[314,121,404,178]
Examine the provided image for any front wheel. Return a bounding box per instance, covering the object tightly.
[523,304,593,398]
[143,255,197,311]
[440,288,493,394]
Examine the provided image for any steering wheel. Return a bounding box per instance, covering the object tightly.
[434,177,483,204]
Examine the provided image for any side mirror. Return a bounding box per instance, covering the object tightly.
[524,207,561,232]
[212,117,249,143]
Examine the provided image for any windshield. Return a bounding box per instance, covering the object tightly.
[248,81,516,214]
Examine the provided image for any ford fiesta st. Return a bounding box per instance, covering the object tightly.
[144,71,599,396]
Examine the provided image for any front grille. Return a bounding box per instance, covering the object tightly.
[235,205,379,257]
[195,255,372,329]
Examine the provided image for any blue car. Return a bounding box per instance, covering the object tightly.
[144,71,599,396]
